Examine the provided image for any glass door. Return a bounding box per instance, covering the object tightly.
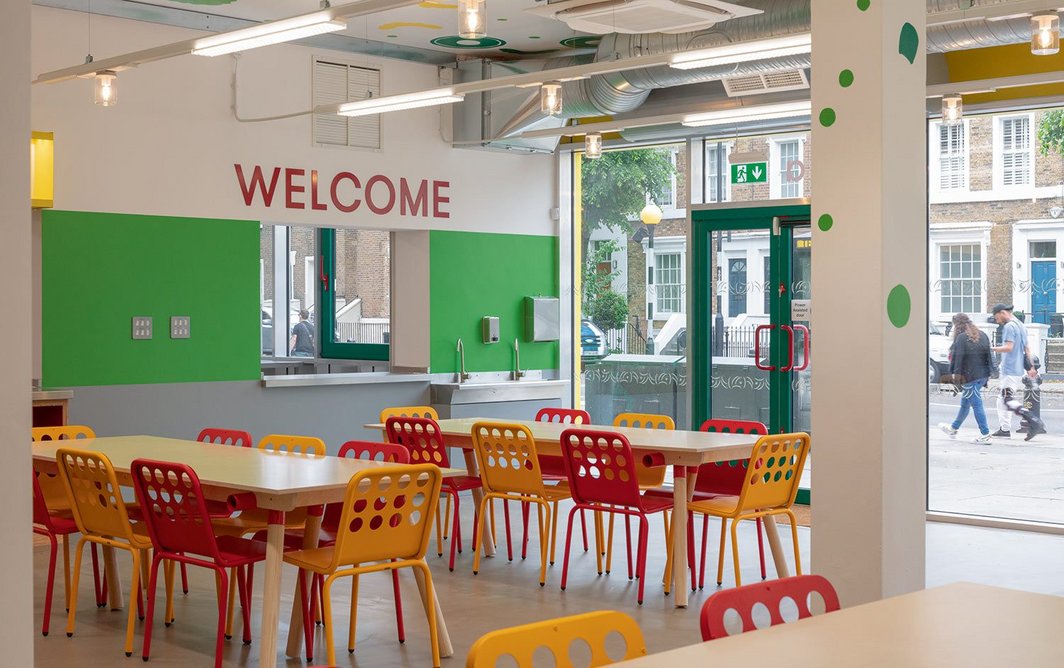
[692,202,812,496]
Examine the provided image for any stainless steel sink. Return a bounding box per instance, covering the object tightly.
[430,379,570,405]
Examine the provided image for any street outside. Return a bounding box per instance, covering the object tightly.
[929,379,1064,525]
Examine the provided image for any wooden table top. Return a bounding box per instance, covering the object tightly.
[613,583,1064,667]
[365,417,762,460]
[32,435,459,508]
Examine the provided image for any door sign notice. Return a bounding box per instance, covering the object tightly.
[791,299,811,322]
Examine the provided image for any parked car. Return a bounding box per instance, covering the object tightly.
[581,319,607,359]
[929,321,952,383]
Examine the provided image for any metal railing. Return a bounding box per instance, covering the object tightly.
[337,321,390,344]
[599,323,761,357]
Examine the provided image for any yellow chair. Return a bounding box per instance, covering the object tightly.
[32,425,97,606]
[470,421,572,586]
[466,610,647,667]
[687,432,810,587]
[55,447,173,657]
[379,405,439,423]
[256,433,326,456]
[283,464,443,667]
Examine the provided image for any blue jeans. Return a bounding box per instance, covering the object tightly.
[952,379,989,435]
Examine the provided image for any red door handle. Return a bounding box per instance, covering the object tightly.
[780,325,795,372]
[793,324,810,371]
[754,324,776,371]
[320,255,330,291]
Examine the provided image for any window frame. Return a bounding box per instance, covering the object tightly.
[644,236,686,320]
[929,224,991,320]
[930,119,970,193]
[769,134,806,200]
[704,141,733,204]
[993,113,1035,192]
[317,228,390,361]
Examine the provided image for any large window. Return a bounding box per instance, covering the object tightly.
[936,122,968,191]
[728,257,748,317]
[705,142,731,203]
[773,138,803,199]
[938,243,982,314]
[655,252,683,314]
[997,114,1033,188]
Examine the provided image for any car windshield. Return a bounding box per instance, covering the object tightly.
[929,322,943,336]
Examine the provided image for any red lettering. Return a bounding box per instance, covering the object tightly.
[433,180,451,219]
[310,170,327,211]
[285,168,305,209]
[399,178,429,217]
[366,175,396,215]
[330,172,361,213]
[234,164,281,207]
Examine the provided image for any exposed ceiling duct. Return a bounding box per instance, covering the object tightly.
[926,0,1062,52]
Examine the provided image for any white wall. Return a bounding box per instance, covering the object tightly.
[1,0,35,662]
[31,6,555,236]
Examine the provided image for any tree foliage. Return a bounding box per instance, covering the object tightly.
[581,147,676,238]
[591,290,629,332]
[1038,109,1064,157]
[582,239,621,315]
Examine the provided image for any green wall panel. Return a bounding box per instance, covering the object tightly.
[42,210,260,387]
[430,231,559,374]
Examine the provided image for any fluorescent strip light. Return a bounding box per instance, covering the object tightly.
[670,33,812,70]
[682,101,812,128]
[336,89,465,117]
[192,16,347,57]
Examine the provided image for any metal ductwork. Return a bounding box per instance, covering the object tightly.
[926,0,1054,53]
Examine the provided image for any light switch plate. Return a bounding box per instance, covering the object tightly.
[170,316,191,339]
[132,316,153,340]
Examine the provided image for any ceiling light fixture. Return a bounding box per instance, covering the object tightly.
[335,88,465,117]
[191,13,347,57]
[669,33,812,71]
[1031,13,1060,56]
[94,70,117,106]
[585,132,603,159]
[541,83,563,116]
[458,0,486,39]
[681,100,811,128]
[941,94,963,125]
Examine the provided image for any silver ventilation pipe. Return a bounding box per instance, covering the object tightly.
[926,0,1061,52]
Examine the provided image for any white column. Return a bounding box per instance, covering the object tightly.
[1,0,34,662]
[810,0,927,604]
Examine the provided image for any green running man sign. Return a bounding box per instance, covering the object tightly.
[731,162,768,184]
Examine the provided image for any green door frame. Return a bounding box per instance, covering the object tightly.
[691,201,811,432]
[318,228,390,361]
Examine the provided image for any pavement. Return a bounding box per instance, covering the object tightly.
[929,381,1064,524]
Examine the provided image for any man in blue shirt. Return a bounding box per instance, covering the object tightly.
[990,303,1044,441]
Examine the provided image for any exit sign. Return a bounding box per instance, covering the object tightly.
[731,162,768,184]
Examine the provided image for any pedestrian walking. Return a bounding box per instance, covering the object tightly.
[939,313,993,444]
[989,303,1046,441]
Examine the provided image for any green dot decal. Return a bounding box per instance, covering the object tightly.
[887,285,912,328]
[819,107,837,127]
[818,214,834,232]
[839,69,854,87]
[431,36,506,49]
[857,0,870,10]
[899,22,919,64]
[561,36,602,49]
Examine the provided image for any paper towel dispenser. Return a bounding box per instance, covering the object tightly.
[524,296,559,342]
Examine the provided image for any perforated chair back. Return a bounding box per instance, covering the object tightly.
[471,421,546,497]
[329,464,441,569]
[338,439,411,464]
[197,428,253,447]
[535,407,590,424]
[560,429,643,508]
[699,575,840,641]
[466,610,647,667]
[695,419,769,496]
[379,405,439,422]
[735,432,810,512]
[32,426,97,508]
[131,459,222,561]
[612,413,673,488]
[55,447,138,542]
[257,434,326,456]
[385,416,451,468]
[32,472,59,531]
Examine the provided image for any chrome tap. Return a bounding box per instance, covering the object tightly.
[456,338,471,383]
[513,338,525,380]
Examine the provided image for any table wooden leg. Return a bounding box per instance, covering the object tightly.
[671,467,689,608]
[286,508,323,658]
[762,515,791,578]
[103,545,123,610]
[257,511,285,668]
[412,560,453,658]
[462,450,495,557]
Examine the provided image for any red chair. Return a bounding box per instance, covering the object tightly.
[532,408,591,557]
[699,575,840,641]
[558,428,673,605]
[386,416,483,572]
[32,472,104,635]
[131,459,267,668]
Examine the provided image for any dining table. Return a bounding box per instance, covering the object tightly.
[32,435,459,668]
[365,416,777,608]
[611,582,1064,666]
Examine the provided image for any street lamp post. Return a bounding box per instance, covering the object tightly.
[640,202,664,351]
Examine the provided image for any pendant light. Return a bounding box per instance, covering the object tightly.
[941,94,962,125]
[540,82,563,116]
[585,132,602,159]
[458,0,486,39]
[1032,13,1060,55]
[94,70,117,106]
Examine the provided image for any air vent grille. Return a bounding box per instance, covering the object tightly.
[722,69,809,98]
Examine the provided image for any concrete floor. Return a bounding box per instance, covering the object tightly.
[30,500,1064,666]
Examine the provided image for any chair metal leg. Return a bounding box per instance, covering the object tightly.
[212,567,228,668]
[636,515,650,605]
[522,501,531,560]
[471,495,491,575]
[296,569,314,662]
[716,518,727,586]
[140,553,163,661]
[756,517,767,580]
[434,502,443,558]
[61,534,71,612]
[699,513,710,590]
[64,537,86,638]
[124,549,142,656]
[163,560,176,626]
[224,568,237,639]
[390,564,405,643]
[605,513,615,575]
[414,562,442,668]
[537,501,550,587]
[236,565,252,644]
[503,499,514,562]
[90,543,105,608]
[323,574,340,667]
[624,514,634,580]
[180,562,189,595]
[730,519,742,588]
[593,511,604,576]
[448,492,461,571]
[548,501,560,566]
[559,505,579,592]
[787,511,803,575]
[579,509,589,552]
